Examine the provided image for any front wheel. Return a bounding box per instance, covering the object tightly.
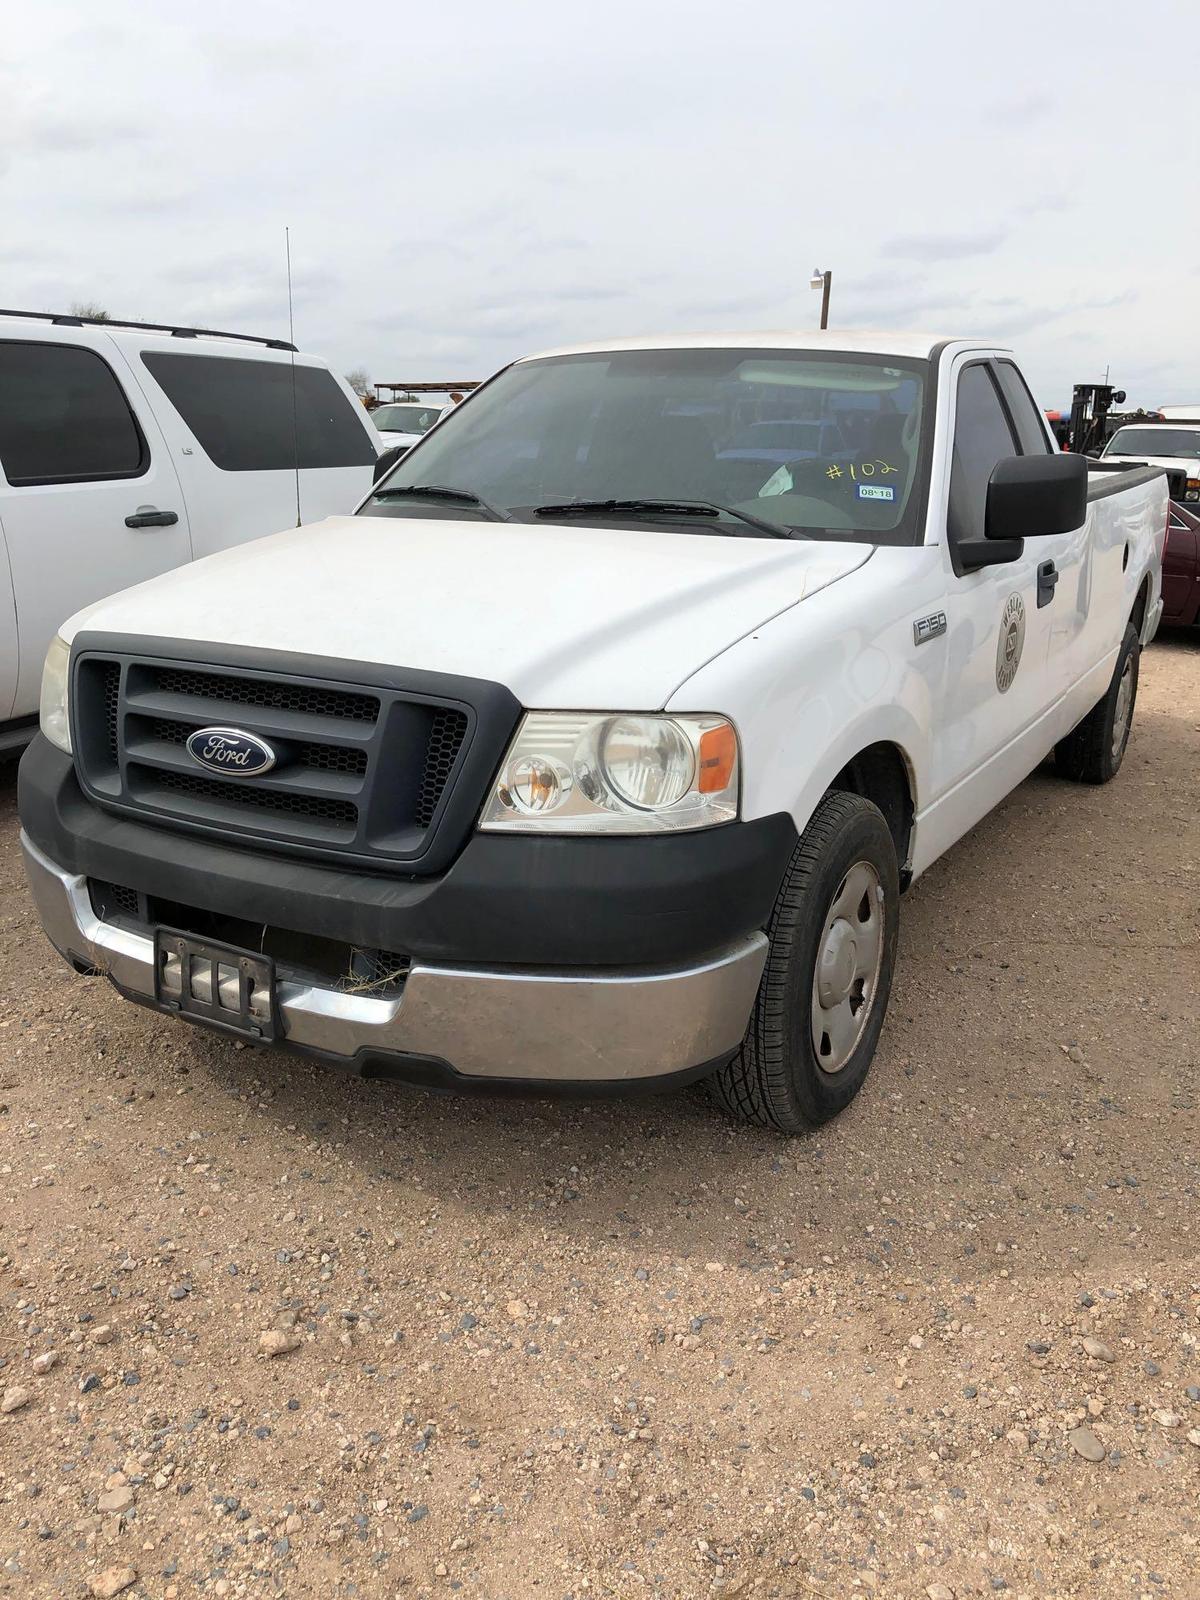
[709,791,899,1132]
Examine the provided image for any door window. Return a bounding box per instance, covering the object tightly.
[994,361,1053,455]
[141,352,376,471]
[0,340,148,486]
[948,364,1018,548]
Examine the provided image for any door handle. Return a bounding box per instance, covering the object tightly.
[1036,558,1059,609]
[125,506,179,529]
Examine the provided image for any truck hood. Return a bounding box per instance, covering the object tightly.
[1103,452,1200,475]
[61,514,872,707]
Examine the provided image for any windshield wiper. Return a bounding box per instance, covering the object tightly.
[532,497,795,540]
[371,484,512,522]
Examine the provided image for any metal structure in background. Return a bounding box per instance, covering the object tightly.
[809,268,832,330]
[374,381,480,401]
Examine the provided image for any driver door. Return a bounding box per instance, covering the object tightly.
[931,358,1068,826]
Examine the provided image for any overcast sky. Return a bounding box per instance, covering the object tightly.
[3,0,1197,409]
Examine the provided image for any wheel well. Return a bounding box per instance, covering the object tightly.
[830,742,914,877]
[1130,574,1150,637]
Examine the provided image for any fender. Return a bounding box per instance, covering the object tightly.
[667,544,940,867]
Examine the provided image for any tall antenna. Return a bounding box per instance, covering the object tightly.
[285,227,302,527]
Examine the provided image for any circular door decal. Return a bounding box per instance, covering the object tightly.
[995,592,1026,693]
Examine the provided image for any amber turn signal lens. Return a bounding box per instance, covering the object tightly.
[697,722,737,794]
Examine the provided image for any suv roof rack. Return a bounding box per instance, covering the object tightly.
[0,307,296,353]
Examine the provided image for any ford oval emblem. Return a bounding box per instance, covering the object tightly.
[185,726,277,777]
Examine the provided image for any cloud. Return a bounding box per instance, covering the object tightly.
[14,102,147,154]
[839,282,978,323]
[549,285,630,303]
[1077,289,1139,312]
[983,88,1055,124]
[674,290,789,319]
[978,305,1063,339]
[195,34,324,75]
[844,269,920,293]
[1014,193,1074,218]
[883,229,1007,261]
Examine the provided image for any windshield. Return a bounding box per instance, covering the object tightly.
[362,348,929,543]
[372,403,442,434]
[1104,427,1200,460]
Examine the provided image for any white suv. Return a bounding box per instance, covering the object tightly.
[0,310,381,751]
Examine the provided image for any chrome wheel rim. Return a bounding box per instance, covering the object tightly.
[810,861,885,1075]
[1111,657,1134,762]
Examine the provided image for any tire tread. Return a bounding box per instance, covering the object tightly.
[1055,624,1140,785]
[710,791,896,1132]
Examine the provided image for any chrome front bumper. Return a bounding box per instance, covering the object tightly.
[20,832,766,1085]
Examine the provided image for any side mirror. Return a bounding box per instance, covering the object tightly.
[986,452,1087,541]
[372,444,405,484]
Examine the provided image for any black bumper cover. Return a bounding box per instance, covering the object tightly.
[19,737,798,969]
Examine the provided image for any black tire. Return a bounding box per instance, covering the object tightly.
[709,791,899,1133]
[1054,623,1140,785]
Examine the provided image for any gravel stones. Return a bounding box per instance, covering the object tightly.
[258,1330,302,1358]
[1068,1427,1106,1462]
[1082,1336,1116,1363]
[1153,1409,1183,1429]
[87,1568,137,1598]
[96,1485,136,1514]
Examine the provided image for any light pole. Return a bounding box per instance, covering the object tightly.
[810,268,832,330]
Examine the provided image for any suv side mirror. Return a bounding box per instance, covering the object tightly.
[986,452,1087,541]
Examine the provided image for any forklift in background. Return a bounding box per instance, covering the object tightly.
[1066,382,1127,454]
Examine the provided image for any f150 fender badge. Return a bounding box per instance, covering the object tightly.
[185,727,277,777]
[913,612,947,645]
[995,593,1026,693]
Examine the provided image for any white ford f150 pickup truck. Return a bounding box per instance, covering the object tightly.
[18,332,1168,1131]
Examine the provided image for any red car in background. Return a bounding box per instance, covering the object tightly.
[1163,500,1200,627]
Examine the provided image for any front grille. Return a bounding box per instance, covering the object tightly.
[303,743,369,776]
[70,644,514,874]
[149,718,369,777]
[143,767,359,830]
[416,709,469,828]
[89,878,139,919]
[101,662,120,765]
[343,946,410,993]
[152,666,379,724]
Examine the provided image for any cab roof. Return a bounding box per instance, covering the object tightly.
[520,329,1009,363]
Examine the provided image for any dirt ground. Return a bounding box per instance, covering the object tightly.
[1,633,1198,1600]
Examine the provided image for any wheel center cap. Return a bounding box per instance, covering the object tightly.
[817,918,858,1007]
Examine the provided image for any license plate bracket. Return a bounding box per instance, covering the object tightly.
[154,928,276,1042]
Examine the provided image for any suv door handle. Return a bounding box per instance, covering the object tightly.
[125,506,179,529]
[1036,558,1059,609]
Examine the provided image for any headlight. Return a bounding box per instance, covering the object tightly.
[480,712,739,833]
[39,635,72,754]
